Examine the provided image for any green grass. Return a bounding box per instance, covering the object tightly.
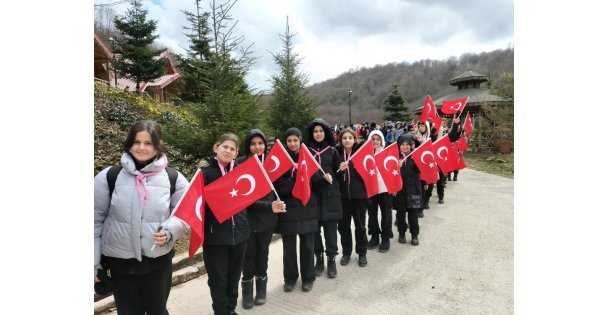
[462,151,514,179]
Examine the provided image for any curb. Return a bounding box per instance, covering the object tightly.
[94,234,282,315]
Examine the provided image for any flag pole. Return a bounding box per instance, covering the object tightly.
[348,139,372,162]
[152,168,202,251]
[253,154,282,202]
[301,144,326,175]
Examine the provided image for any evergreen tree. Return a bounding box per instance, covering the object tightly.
[382,83,410,122]
[113,0,165,93]
[266,17,316,139]
[176,0,213,103]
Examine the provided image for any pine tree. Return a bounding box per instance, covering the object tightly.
[176,0,213,103]
[113,0,165,93]
[382,83,410,122]
[266,17,316,139]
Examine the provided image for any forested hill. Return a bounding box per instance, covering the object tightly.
[306,47,514,124]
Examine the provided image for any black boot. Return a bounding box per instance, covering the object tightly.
[447,173,452,181]
[417,210,424,218]
[453,174,458,181]
[398,233,406,244]
[411,234,420,246]
[367,235,379,249]
[314,253,324,276]
[254,276,267,305]
[327,255,337,278]
[241,278,254,309]
[379,238,390,253]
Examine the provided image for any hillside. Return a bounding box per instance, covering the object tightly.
[304,48,514,125]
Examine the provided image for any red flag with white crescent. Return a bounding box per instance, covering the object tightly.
[419,95,437,123]
[432,135,456,176]
[350,139,380,197]
[441,96,469,115]
[292,144,321,206]
[410,139,439,184]
[172,169,205,258]
[263,139,294,182]
[204,157,273,223]
[464,111,474,137]
[373,142,402,194]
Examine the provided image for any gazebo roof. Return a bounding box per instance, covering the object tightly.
[448,70,488,86]
[413,87,505,113]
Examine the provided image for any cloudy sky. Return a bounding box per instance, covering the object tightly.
[96,0,513,92]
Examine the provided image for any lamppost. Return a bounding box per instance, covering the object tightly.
[348,88,352,127]
[109,37,118,87]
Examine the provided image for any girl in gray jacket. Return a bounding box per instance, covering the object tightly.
[94,120,189,315]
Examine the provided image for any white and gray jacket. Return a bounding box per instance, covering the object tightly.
[94,153,189,275]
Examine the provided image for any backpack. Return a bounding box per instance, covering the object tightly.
[106,165,178,197]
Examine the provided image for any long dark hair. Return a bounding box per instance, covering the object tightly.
[123,120,164,159]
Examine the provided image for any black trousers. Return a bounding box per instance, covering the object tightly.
[367,192,394,239]
[203,241,247,315]
[338,198,368,256]
[396,208,420,236]
[242,229,274,281]
[437,172,446,199]
[112,260,172,315]
[281,233,316,284]
[315,220,339,257]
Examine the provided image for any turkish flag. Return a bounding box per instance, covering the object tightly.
[350,139,380,197]
[204,156,273,223]
[431,115,443,136]
[443,143,463,173]
[172,169,205,258]
[464,111,473,137]
[264,139,294,182]
[453,136,469,152]
[432,135,456,176]
[410,139,439,184]
[292,144,321,206]
[374,142,402,194]
[454,149,467,170]
[419,95,437,123]
[441,96,469,115]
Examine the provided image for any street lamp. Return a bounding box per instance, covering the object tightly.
[348,88,352,127]
[109,37,118,87]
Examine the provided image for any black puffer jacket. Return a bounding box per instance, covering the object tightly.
[335,142,368,200]
[201,157,250,246]
[392,155,423,211]
[236,129,278,233]
[274,149,321,235]
[305,119,343,221]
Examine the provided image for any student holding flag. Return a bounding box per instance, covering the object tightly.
[393,134,425,245]
[94,120,190,315]
[335,128,370,267]
[274,127,322,292]
[304,118,343,279]
[237,129,286,309]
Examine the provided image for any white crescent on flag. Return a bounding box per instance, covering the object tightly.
[363,155,375,172]
[437,146,448,160]
[383,156,399,171]
[425,102,431,113]
[450,102,463,111]
[421,151,434,166]
[195,196,203,221]
[235,174,256,196]
[269,156,280,172]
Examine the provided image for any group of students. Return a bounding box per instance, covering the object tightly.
[94,116,463,315]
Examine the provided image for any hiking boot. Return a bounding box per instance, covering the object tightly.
[358,255,367,267]
[302,281,313,292]
[241,278,254,309]
[283,282,295,292]
[314,253,324,276]
[327,256,337,278]
[254,276,267,305]
[411,235,420,246]
[367,235,379,249]
[340,255,351,266]
[379,238,390,253]
[398,233,407,244]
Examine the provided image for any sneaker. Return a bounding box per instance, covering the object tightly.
[340,255,351,266]
[379,238,390,253]
[358,255,367,267]
[283,282,295,292]
[411,235,419,246]
[367,235,379,249]
[302,281,313,292]
[398,233,406,244]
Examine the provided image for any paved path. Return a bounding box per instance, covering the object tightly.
[105,168,513,314]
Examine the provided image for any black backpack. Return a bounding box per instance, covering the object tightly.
[106,165,178,197]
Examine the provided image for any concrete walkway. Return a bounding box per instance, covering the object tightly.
[102,168,513,314]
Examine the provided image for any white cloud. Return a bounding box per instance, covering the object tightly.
[102,0,513,92]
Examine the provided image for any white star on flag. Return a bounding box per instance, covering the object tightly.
[369,169,375,176]
[392,169,398,176]
[229,188,238,197]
